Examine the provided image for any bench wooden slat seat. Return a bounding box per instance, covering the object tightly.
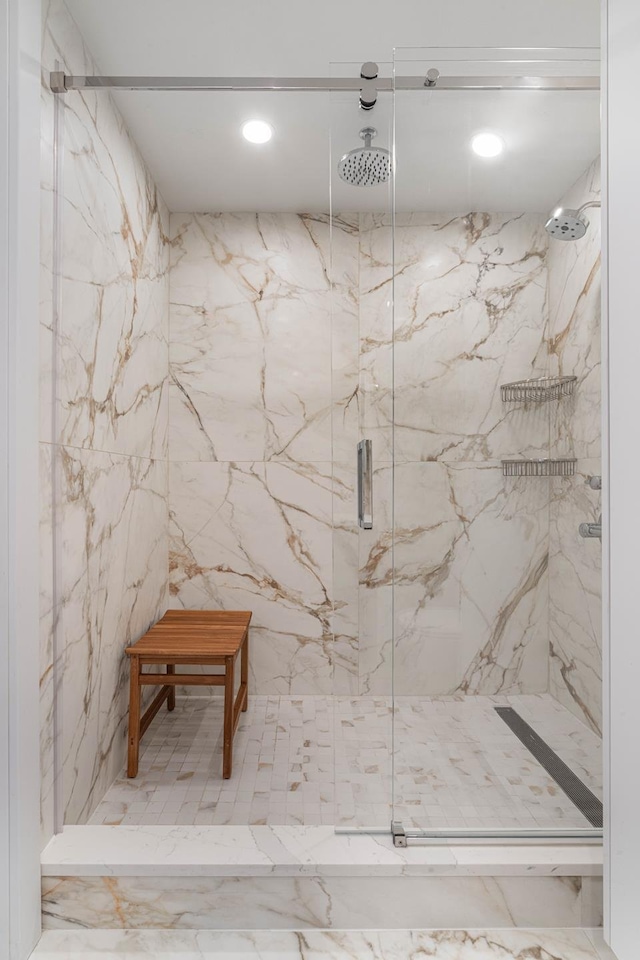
[125,610,251,780]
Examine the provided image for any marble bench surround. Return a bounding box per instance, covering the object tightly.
[41,826,603,931]
[32,928,615,960]
[41,873,603,931]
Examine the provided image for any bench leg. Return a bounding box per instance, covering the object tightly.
[167,663,176,711]
[223,655,234,779]
[127,655,141,778]
[241,628,249,712]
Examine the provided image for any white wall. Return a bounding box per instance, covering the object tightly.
[0,0,43,956]
[604,0,640,956]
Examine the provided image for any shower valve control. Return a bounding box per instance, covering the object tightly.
[586,475,602,490]
[579,514,602,540]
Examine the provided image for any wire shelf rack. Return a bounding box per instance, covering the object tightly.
[502,458,577,478]
[500,376,577,403]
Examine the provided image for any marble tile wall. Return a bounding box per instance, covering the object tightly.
[168,211,557,701]
[40,0,170,835]
[358,213,552,696]
[548,158,602,734]
[168,212,360,694]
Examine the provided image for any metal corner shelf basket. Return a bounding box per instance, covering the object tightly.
[500,376,577,403]
[502,458,577,478]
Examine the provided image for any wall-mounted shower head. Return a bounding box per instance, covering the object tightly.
[337,127,391,187]
[544,200,601,241]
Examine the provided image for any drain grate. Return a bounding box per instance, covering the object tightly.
[494,706,602,828]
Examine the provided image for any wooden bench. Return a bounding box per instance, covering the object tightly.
[125,610,251,779]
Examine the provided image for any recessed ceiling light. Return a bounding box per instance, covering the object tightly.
[471,132,505,158]
[242,119,273,144]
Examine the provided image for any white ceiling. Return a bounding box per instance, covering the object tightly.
[63,0,601,213]
[64,1,601,77]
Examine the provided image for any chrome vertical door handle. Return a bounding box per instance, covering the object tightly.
[357,439,373,529]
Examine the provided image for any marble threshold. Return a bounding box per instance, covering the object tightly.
[31,928,616,960]
[41,825,603,878]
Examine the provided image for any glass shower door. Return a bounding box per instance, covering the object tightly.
[390,48,603,838]
[329,63,395,830]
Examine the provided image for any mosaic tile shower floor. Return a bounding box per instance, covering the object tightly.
[88,694,601,829]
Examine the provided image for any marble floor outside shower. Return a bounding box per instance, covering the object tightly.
[32,929,616,960]
[88,693,601,831]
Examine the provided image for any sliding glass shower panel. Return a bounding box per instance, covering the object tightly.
[391,48,603,836]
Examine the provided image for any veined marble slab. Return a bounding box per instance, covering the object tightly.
[40,0,170,837]
[547,157,602,736]
[358,211,550,464]
[41,873,603,930]
[41,825,602,878]
[166,208,559,702]
[169,460,335,695]
[168,212,354,464]
[32,928,614,960]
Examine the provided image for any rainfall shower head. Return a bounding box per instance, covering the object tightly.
[338,127,390,187]
[544,200,601,241]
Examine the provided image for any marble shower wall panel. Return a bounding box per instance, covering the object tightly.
[359,212,551,463]
[550,462,602,734]
[330,217,361,695]
[57,449,167,824]
[41,2,170,459]
[169,460,334,694]
[328,213,361,463]
[358,213,394,462]
[359,212,551,696]
[40,0,170,832]
[169,213,348,463]
[169,211,553,698]
[547,158,602,734]
[169,212,361,694]
[548,159,601,462]
[361,463,549,696]
[40,444,56,843]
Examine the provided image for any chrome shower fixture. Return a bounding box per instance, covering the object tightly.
[337,127,391,187]
[359,61,379,111]
[579,515,602,539]
[544,200,601,241]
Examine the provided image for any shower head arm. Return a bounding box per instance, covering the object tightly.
[577,200,601,215]
[359,126,377,149]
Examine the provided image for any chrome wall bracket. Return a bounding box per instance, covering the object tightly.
[359,61,379,111]
[50,71,67,94]
[391,821,408,847]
